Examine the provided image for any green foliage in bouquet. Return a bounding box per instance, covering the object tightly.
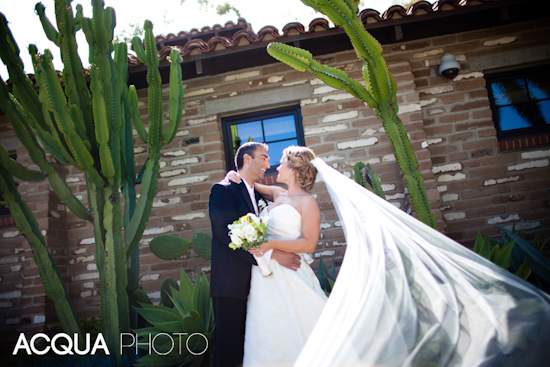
[133,268,214,367]
[267,0,437,229]
[228,213,269,251]
[0,0,184,359]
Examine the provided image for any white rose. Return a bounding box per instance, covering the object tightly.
[231,225,243,239]
[230,234,243,247]
[251,214,261,225]
[242,224,257,242]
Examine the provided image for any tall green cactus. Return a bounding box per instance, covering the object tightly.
[267,0,437,229]
[0,0,184,359]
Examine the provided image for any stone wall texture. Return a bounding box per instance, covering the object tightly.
[0,15,549,349]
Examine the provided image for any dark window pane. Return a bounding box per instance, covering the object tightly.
[537,100,550,125]
[491,79,528,106]
[223,106,304,172]
[497,105,532,131]
[233,121,263,145]
[267,139,298,167]
[263,115,297,142]
[528,77,550,101]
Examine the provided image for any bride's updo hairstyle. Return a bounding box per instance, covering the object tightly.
[283,146,317,192]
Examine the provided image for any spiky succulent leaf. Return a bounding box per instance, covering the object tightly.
[160,278,179,308]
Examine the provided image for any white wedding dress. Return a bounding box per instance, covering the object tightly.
[243,204,328,367]
[293,158,550,367]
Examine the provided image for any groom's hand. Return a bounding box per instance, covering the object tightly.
[272,250,301,271]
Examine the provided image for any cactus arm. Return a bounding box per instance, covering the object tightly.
[0,164,83,343]
[103,187,128,355]
[164,49,184,144]
[128,85,148,143]
[90,66,115,184]
[0,85,91,222]
[0,145,46,182]
[121,88,137,232]
[280,0,438,228]
[49,171,93,221]
[0,13,23,69]
[386,112,435,226]
[0,76,51,173]
[112,42,129,188]
[33,118,71,165]
[88,180,112,350]
[35,3,60,47]
[125,159,159,258]
[0,16,49,133]
[103,7,116,45]
[267,42,377,108]
[74,4,83,32]
[37,54,105,187]
[80,17,96,52]
[121,87,141,329]
[131,36,147,64]
[41,101,80,168]
[142,21,163,153]
[54,0,96,151]
[91,0,107,54]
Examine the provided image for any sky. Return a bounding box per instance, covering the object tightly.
[0,0,405,79]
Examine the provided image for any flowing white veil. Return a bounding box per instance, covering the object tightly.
[296,158,550,367]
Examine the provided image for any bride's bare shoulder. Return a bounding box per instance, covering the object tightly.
[299,193,319,210]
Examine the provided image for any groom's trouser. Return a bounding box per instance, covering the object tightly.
[213,297,247,367]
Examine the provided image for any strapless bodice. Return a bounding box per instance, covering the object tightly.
[260,204,301,241]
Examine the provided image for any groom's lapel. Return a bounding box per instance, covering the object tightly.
[237,182,256,214]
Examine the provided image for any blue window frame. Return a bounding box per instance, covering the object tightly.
[486,65,550,140]
[222,106,305,172]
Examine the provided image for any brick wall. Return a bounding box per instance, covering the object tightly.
[0,15,549,350]
[380,18,550,245]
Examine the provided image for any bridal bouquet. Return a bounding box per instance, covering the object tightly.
[228,213,272,276]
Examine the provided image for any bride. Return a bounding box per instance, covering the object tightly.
[230,146,550,366]
[229,146,328,366]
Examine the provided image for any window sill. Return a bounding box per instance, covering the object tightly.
[499,133,550,152]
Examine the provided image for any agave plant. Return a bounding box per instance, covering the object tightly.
[496,226,550,290]
[316,254,336,296]
[267,0,437,228]
[472,227,550,287]
[133,268,214,367]
[0,0,184,359]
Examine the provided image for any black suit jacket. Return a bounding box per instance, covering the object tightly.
[209,180,263,300]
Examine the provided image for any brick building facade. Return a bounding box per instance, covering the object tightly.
[0,0,549,350]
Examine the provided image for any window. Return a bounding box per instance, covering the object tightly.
[222,106,305,172]
[486,65,550,142]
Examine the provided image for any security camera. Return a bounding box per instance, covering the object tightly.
[439,54,460,80]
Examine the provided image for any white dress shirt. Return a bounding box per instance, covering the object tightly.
[239,173,272,262]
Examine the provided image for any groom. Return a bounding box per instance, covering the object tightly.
[209,141,301,367]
